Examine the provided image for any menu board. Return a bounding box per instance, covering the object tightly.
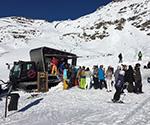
[37,72,48,92]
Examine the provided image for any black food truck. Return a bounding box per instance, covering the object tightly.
[9,47,78,89]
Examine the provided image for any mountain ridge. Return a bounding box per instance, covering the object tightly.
[0,0,149,68]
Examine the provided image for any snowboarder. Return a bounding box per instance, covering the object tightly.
[112,70,125,103]
[118,53,123,63]
[138,51,142,61]
[114,65,121,84]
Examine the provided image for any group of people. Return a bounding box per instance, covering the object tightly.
[112,63,143,102]
[60,61,143,103]
[41,52,145,103]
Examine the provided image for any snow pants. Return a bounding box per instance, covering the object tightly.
[86,77,91,89]
[134,80,143,93]
[113,87,122,102]
[99,79,107,89]
[106,79,112,91]
[63,80,69,90]
[79,77,86,89]
[93,77,99,89]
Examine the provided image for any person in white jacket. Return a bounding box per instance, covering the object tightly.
[106,66,113,92]
[85,67,92,89]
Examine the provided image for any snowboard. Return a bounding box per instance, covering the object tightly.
[107,99,125,104]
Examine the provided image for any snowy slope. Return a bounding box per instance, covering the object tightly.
[0,0,150,124]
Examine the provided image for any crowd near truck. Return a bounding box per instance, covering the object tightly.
[9,46,78,90]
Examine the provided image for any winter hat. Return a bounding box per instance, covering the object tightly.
[119,70,125,76]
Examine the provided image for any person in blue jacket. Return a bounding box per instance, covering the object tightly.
[98,65,107,89]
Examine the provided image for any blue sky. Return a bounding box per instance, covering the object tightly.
[0,0,112,22]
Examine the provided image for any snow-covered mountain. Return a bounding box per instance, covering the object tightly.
[0,0,150,79]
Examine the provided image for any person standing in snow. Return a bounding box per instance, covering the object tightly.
[114,65,121,84]
[98,65,107,89]
[85,67,92,89]
[79,66,86,89]
[92,65,99,89]
[134,63,143,94]
[118,53,123,63]
[138,51,142,61]
[76,66,82,86]
[105,66,113,92]
[125,65,135,93]
[63,64,69,90]
[112,70,125,102]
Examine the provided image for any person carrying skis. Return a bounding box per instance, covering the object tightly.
[138,51,142,61]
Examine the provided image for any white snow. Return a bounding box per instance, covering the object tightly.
[0,0,150,124]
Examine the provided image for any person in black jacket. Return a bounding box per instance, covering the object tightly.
[118,53,123,63]
[125,65,135,93]
[112,70,125,102]
[134,63,143,93]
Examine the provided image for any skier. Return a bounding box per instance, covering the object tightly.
[118,53,123,63]
[138,51,142,61]
[112,70,125,103]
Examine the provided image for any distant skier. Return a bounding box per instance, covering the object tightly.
[138,51,142,61]
[118,53,123,63]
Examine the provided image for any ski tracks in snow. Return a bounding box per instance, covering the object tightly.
[117,96,150,125]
